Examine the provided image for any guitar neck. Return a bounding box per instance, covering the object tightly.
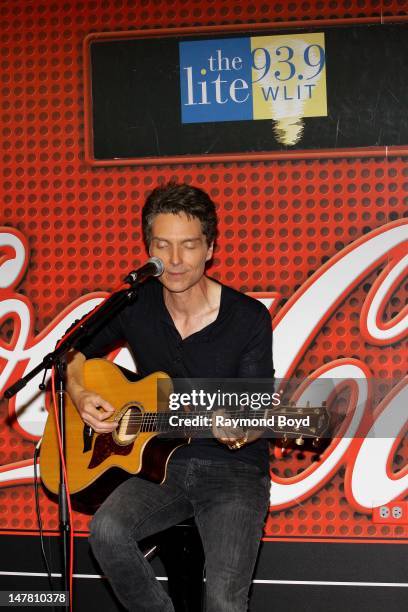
[126,405,328,439]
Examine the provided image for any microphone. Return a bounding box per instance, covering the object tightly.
[124,257,164,284]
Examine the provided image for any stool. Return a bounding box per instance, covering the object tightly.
[143,520,205,612]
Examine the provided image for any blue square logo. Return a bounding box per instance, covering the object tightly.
[179,38,253,124]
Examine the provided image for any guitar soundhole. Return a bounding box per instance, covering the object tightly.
[114,403,143,446]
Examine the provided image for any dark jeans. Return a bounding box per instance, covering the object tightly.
[89,456,270,612]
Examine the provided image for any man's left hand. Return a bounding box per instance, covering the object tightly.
[212,409,248,449]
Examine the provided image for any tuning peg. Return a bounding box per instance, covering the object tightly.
[295,435,304,446]
[312,437,320,448]
[280,435,289,449]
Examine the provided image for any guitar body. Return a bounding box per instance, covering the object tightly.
[40,359,187,495]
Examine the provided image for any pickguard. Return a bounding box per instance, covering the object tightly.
[87,403,144,468]
[88,433,134,468]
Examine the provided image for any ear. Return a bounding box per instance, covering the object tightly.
[205,242,214,262]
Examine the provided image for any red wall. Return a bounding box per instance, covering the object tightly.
[0,0,407,543]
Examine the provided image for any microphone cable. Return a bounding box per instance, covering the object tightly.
[34,262,162,610]
[33,438,58,612]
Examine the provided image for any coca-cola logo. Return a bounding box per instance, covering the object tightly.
[0,222,407,513]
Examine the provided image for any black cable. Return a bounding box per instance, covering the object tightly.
[33,443,54,591]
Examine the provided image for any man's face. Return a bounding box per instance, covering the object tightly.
[149,212,213,293]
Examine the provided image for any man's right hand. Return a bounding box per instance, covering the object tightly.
[66,350,118,434]
[74,390,118,434]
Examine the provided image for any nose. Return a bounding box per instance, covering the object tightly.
[169,244,182,267]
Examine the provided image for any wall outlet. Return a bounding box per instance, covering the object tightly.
[372,501,408,524]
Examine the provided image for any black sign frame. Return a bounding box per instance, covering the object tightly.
[83,16,408,166]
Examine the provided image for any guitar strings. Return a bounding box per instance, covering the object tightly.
[112,405,321,419]
[106,409,324,434]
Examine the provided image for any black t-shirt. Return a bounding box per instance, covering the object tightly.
[79,278,274,473]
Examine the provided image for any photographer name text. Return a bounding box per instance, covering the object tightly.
[168,414,310,429]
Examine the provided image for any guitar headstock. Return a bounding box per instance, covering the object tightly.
[265,402,330,449]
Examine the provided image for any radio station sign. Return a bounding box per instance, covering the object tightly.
[84,22,408,164]
[180,33,327,145]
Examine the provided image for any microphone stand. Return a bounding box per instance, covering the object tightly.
[3,273,150,610]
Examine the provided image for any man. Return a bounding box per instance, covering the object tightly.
[67,182,274,612]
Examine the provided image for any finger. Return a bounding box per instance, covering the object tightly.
[83,409,118,429]
[211,410,225,436]
[92,396,115,414]
[220,427,237,441]
[83,405,107,421]
[213,418,240,443]
[218,424,246,443]
[84,418,118,433]
[215,427,236,443]
[98,409,117,422]
[221,426,244,441]
[85,404,116,423]
[91,425,117,434]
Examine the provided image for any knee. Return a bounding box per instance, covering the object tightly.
[89,506,127,555]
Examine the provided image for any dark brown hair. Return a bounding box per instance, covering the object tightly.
[142,182,218,248]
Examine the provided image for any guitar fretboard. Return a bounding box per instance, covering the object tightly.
[117,406,327,438]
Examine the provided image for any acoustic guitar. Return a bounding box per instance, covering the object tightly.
[40,358,329,496]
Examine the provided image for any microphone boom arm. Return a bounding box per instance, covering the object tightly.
[3,258,163,399]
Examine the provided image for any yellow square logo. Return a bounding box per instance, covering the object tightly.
[251,33,327,144]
